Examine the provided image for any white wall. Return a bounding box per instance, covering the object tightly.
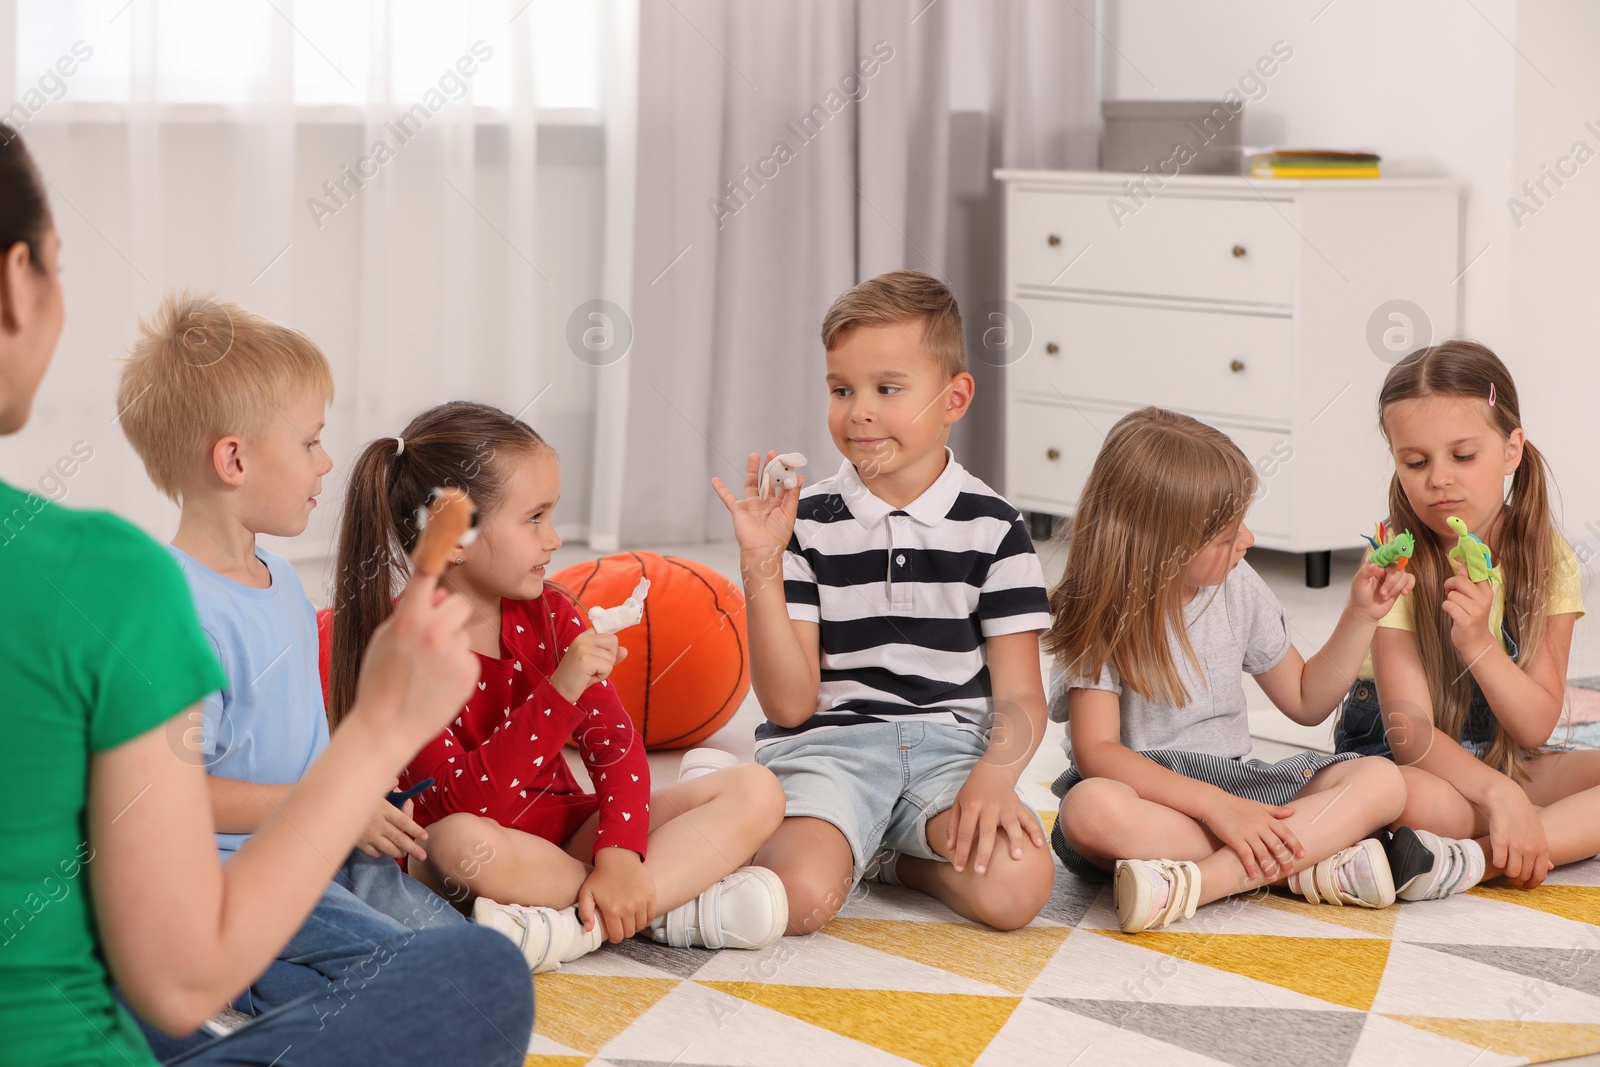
[1508,1,1600,566]
[1105,0,1600,563]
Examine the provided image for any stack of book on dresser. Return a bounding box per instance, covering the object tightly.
[1249,149,1381,178]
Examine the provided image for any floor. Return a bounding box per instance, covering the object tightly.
[292,541,1600,1067]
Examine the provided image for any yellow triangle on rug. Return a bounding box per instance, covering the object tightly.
[1091,930,1391,1010]
[1468,884,1600,928]
[700,982,1020,1067]
[1385,1014,1600,1060]
[824,918,1070,994]
[1252,889,1399,937]
[533,974,680,1055]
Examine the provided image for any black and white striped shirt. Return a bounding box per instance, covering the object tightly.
[756,450,1051,748]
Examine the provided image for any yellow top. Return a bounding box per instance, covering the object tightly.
[1359,532,1584,679]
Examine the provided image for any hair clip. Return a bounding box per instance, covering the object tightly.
[1488,383,1497,407]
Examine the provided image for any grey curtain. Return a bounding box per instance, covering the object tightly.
[593,0,1096,546]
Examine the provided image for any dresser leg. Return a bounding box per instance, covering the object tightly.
[1305,551,1331,589]
[1027,511,1056,541]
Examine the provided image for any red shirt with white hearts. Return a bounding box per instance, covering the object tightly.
[398,589,651,859]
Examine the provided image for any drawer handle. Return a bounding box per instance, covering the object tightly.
[1045,342,1060,355]
[1231,244,1247,258]
[1046,448,1061,461]
[1230,359,1246,373]
[1047,234,1061,247]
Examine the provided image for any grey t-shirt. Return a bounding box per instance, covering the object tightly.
[1049,559,1292,759]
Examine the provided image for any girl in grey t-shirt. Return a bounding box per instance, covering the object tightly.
[1039,408,1455,934]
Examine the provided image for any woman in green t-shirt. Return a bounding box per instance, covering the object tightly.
[0,130,532,1066]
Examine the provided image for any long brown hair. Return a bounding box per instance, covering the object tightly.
[327,401,551,729]
[1043,407,1257,706]
[1378,341,1555,778]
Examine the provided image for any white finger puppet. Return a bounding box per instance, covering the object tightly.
[588,578,651,635]
[759,452,807,500]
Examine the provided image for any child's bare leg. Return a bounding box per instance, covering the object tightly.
[1060,778,1235,905]
[1395,754,1600,882]
[1521,750,1600,867]
[420,812,589,909]
[1390,764,1482,837]
[1060,759,1406,905]
[562,763,787,914]
[896,811,1055,930]
[1194,757,1405,899]
[753,817,856,935]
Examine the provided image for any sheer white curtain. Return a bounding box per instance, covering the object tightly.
[1,0,1096,559]
[0,0,598,571]
[588,0,1097,547]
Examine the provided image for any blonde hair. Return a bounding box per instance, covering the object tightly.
[820,269,966,377]
[117,292,334,501]
[1042,407,1257,707]
[1377,341,1555,779]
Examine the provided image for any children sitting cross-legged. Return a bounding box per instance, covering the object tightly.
[113,294,476,1049]
[1336,342,1600,895]
[1045,407,1423,933]
[714,270,1058,934]
[325,402,790,972]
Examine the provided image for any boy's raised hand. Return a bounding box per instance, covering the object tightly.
[1348,559,1415,621]
[711,451,803,558]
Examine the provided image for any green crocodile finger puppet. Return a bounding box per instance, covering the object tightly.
[1446,515,1496,582]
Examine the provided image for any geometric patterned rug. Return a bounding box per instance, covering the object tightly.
[522,811,1600,1067]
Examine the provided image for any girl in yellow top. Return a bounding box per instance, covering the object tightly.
[1336,341,1598,898]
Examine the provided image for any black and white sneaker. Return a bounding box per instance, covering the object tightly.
[1385,826,1485,901]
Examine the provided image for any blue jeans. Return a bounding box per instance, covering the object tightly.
[136,851,474,1061]
[164,925,532,1066]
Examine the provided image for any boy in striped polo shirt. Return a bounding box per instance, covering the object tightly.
[711,270,1057,934]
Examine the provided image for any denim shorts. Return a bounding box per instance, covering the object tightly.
[1337,677,1570,761]
[1337,678,1497,758]
[755,720,1038,879]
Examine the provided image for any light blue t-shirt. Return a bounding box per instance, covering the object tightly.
[169,545,330,856]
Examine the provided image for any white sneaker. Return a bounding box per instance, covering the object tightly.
[1287,838,1396,908]
[472,897,604,973]
[1386,826,1486,901]
[646,866,788,949]
[677,747,741,782]
[1114,858,1202,933]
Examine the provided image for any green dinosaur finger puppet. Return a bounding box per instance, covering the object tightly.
[1446,515,1496,582]
[1360,520,1414,570]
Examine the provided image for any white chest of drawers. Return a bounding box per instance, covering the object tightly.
[995,169,1461,585]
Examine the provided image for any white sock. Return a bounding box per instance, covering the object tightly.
[1460,838,1487,891]
[1146,865,1172,912]
[1334,848,1371,898]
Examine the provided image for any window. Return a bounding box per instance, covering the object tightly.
[14,0,602,112]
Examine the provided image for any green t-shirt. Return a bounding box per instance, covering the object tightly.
[0,477,226,1065]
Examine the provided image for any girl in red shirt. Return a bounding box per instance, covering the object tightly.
[326,402,788,972]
